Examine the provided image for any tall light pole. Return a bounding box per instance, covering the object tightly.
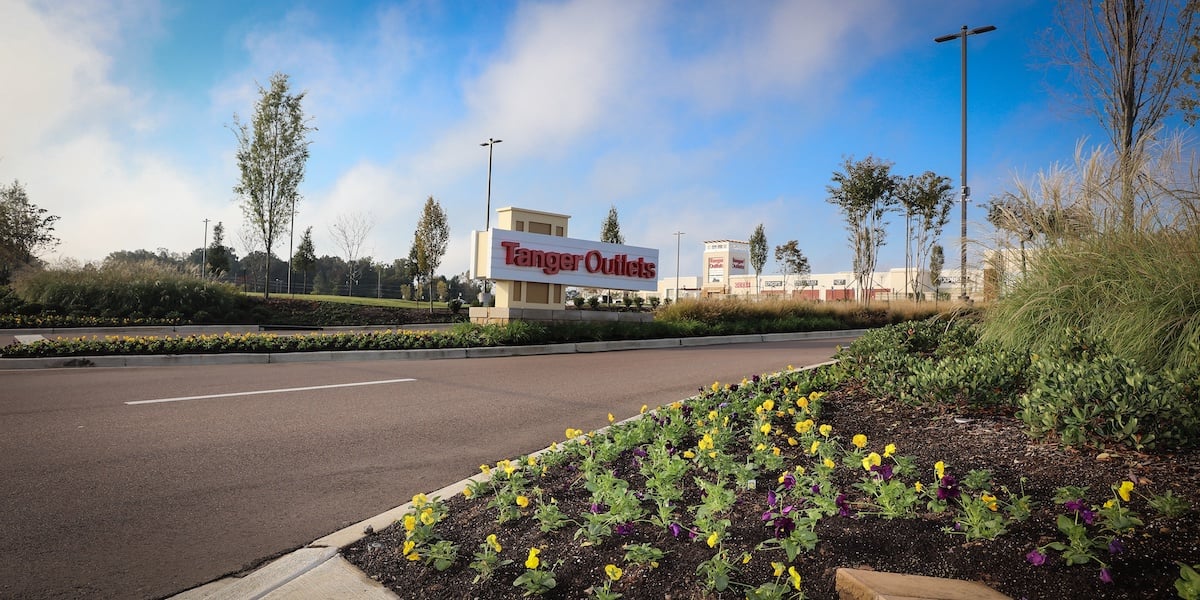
[673,231,685,302]
[480,138,503,230]
[201,218,210,278]
[936,24,995,301]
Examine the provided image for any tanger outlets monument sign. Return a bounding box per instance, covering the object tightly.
[470,207,659,324]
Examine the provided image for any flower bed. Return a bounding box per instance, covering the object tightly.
[343,363,1200,599]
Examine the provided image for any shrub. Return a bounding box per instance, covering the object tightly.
[981,228,1200,373]
[1016,333,1200,451]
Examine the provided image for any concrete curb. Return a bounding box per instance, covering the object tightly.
[1,329,866,370]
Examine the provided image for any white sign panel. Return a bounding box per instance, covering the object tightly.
[475,229,660,291]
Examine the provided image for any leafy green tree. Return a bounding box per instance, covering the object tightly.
[600,205,624,245]
[773,240,809,295]
[231,72,314,299]
[206,222,232,277]
[826,155,896,303]
[749,224,767,297]
[0,180,59,284]
[413,196,450,312]
[292,226,316,293]
[896,172,953,299]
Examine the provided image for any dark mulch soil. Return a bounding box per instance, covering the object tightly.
[344,381,1200,599]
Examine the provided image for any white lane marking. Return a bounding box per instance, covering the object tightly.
[125,378,417,405]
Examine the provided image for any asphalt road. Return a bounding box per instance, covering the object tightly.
[0,338,852,599]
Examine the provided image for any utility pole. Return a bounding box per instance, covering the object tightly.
[201,218,210,277]
[673,231,685,302]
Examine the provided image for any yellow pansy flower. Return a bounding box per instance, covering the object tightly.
[795,419,814,434]
[851,434,868,449]
[981,493,998,511]
[772,561,786,577]
[683,450,696,459]
[463,487,473,499]
[711,381,720,392]
[608,413,615,424]
[809,440,821,455]
[935,460,946,480]
[823,458,836,469]
[403,515,416,532]
[707,532,719,548]
[862,452,882,471]
[640,404,648,414]
[486,534,502,553]
[759,423,772,435]
[914,481,924,492]
[412,493,429,507]
[480,464,492,475]
[819,424,832,437]
[762,399,775,411]
[797,397,809,409]
[772,446,782,457]
[516,495,530,508]
[883,443,896,458]
[1118,480,1135,502]
[605,564,623,581]
[525,548,541,569]
[787,436,798,446]
[788,566,802,590]
[420,507,436,525]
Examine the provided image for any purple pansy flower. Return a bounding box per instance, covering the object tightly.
[1100,567,1113,583]
[936,475,961,501]
[668,522,683,538]
[781,472,796,491]
[1026,549,1047,566]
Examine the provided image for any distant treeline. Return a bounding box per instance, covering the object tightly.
[102,247,482,304]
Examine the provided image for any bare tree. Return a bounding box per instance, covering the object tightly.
[329,212,374,297]
[1044,0,1197,229]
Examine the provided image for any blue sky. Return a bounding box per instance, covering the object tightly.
[0,0,1158,280]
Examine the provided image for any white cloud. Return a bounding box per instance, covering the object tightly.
[0,0,224,263]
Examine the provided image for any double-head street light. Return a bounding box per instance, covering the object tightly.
[936,24,995,301]
[480,138,503,230]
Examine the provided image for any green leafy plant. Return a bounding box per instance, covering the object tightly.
[1177,562,1200,600]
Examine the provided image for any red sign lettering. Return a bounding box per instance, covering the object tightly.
[502,241,656,279]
